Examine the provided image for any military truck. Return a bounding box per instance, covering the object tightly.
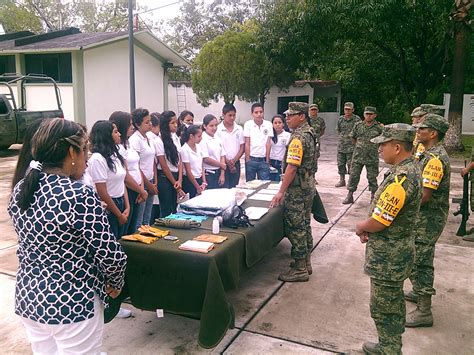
[0,74,63,150]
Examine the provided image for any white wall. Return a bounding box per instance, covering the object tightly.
[83,40,164,129]
[444,93,474,135]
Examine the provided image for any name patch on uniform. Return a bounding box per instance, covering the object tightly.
[286,138,303,166]
[372,176,406,226]
[422,156,443,190]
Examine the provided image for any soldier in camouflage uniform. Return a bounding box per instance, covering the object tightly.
[405,114,451,328]
[343,106,384,204]
[355,123,422,354]
[308,104,326,184]
[335,102,361,187]
[270,102,316,282]
[411,104,445,160]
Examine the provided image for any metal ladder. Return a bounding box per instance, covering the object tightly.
[176,84,187,114]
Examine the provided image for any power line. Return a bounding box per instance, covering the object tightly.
[134,0,182,15]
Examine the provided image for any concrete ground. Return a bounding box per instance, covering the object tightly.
[0,135,473,354]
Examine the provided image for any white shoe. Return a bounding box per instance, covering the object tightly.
[116,307,132,318]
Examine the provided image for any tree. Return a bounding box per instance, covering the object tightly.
[0,1,44,33]
[192,27,275,105]
[445,0,472,152]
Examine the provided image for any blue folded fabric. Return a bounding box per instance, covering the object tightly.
[165,213,208,223]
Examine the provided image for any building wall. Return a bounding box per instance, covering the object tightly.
[443,93,474,135]
[83,40,164,128]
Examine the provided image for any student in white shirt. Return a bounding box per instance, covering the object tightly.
[180,125,207,198]
[216,103,244,188]
[177,110,194,139]
[201,114,226,189]
[109,111,149,234]
[147,112,161,223]
[156,111,185,217]
[269,114,291,182]
[129,108,157,229]
[88,120,129,239]
[243,103,273,181]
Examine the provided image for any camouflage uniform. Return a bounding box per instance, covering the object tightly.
[347,120,384,193]
[410,142,450,296]
[365,124,422,353]
[284,121,316,260]
[336,114,361,175]
[309,116,326,173]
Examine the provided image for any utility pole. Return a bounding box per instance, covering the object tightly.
[128,0,136,111]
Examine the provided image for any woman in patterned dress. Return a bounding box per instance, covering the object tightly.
[8,118,127,354]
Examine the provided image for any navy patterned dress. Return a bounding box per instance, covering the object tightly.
[8,173,127,324]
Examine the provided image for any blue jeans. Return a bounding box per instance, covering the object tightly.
[270,159,283,182]
[157,170,178,218]
[125,189,142,234]
[107,196,125,240]
[205,169,220,189]
[135,179,155,229]
[245,157,270,181]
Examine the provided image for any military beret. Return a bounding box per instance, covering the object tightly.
[412,113,449,134]
[284,102,309,115]
[371,123,416,144]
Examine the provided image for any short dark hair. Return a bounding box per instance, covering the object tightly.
[251,103,263,113]
[392,140,413,152]
[180,124,202,146]
[150,112,161,127]
[131,108,150,129]
[222,103,236,115]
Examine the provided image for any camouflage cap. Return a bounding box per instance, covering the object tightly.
[364,106,377,114]
[284,102,309,115]
[309,104,319,110]
[344,102,354,109]
[420,104,444,116]
[412,113,449,134]
[371,123,416,144]
[411,106,427,117]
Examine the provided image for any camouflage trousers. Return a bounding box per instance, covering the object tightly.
[284,187,314,260]
[314,145,321,173]
[347,162,379,193]
[337,151,353,175]
[370,278,405,355]
[409,241,438,296]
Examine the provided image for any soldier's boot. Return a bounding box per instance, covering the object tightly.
[404,290,418,303]
[342,191,354,204]
[405,295,433,327]
[279,259,309,282]
[289,254,312,275]
[362,342,381,354]
[335,175,346,187]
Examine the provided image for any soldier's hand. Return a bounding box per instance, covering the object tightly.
[270,192,284,208]
[359,233,369,243]
[461,167,469,177]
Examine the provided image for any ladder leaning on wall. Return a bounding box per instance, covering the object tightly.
[176,84,187,114]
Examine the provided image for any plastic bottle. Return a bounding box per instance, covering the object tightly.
[212,217,220,234]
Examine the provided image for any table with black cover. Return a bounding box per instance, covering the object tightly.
[107,194,284,349]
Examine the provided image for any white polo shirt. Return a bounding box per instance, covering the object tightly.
[155,133,181,173]
[87,152,126,198]
[243,119,273,158]
[216,122,244,160]
[201,131,225,170]
[180,143,203,178]
[270,131,291,161]
[128,131,155,181]
[118,143,142,185]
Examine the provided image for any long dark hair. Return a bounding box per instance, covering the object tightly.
[271,114,286,144]
[17,118,86,211]
[180,125,202,146]
[12,117,47,190]
[131,108,150,130]
[160,111,179,166]
[90,120,124,172]
[109,111,132,148]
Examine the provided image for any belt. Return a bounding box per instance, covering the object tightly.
[250,156,266,162]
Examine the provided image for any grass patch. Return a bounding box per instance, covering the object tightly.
[449,135,474,159]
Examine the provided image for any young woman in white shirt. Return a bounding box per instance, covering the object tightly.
[129,108,157,229]
[147,112,161,223]
[200,114,226,189]
[109,111,149,234]
[88,120,130,239]
[180,125,207,198]
[156,111,185,217]
[270,114,291,182]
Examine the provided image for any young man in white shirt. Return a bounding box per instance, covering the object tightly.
[243,103,273,181]
[216,104,245,188]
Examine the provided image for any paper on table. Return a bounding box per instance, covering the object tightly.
[179,240,214,253]
[257,189,279,195]
[245,206,269,220]
[248,193,274,202]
